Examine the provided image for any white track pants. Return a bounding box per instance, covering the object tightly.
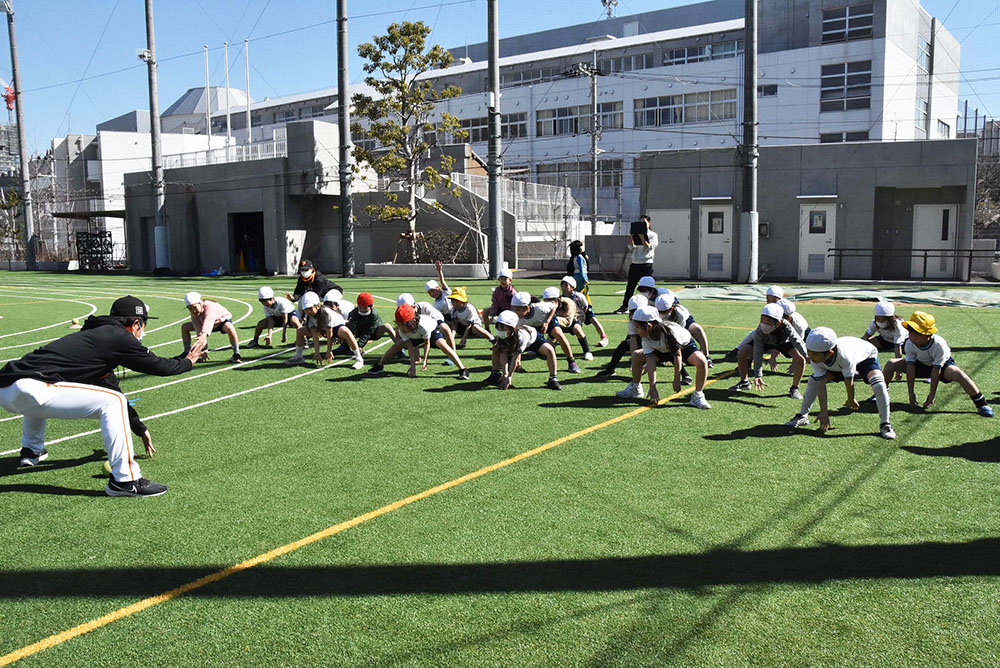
[0,378,140,481]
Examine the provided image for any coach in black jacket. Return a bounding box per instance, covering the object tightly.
[285,259,342,304]
[0,296,205,497]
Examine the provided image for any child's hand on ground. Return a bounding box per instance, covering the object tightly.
[922,397,935,409]
[648,387,660,405]
[672,379,681,393]
[406,367,417,378]
[752,377,766,390]
[816,412,831,432]
[844,398,860,410]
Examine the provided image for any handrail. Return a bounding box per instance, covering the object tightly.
[828,247,997,282]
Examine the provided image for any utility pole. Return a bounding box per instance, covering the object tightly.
[337,0,355,277]
[590,50,599,236]
[1,1,34,270]
[739,0,759,283]
[245,39,251,147]
[487,0,503,276]
[203,45,211,151]
[141,0,169,270]
[224,42,232,146]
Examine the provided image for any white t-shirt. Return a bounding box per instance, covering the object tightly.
[904,334,951,367]
[262,296,296,317]
[451,302,482,326]
[808,336,877,380]
[416,302,445,323]
[325,299,355,319]
[788,312,809,339]
[864,318,908,345]
[631,230,658,264]
[432,288,453,316]
[518,302,557,329]
[514,325,539,353]
[307,306,346,330]
[398,314,440,342]
[641,321,692,356]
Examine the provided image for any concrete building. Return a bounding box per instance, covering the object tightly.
[419,0,960,225]
[623,138,977,282]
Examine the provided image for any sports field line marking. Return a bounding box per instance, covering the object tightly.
[0,297,98,340]
[0,367,733,666]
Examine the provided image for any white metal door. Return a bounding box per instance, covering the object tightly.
[698,205,732,279]
[911,204,958,279]
[798,204,836,281]
[648,208,690,279]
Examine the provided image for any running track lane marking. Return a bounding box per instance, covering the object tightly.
[0,368,736,666]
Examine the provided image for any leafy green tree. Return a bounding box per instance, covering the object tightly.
[352,21,464,262]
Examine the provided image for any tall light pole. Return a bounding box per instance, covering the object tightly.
[487,0,503,276]
[140,0,169,269]
[563,59,600,236]
[337,0,355,276]
[740,0,759,283]
[1,0,35,270]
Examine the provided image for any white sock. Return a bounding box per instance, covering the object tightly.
[800,377,819,415]
[295,345,304,358]
[871,376,890,424]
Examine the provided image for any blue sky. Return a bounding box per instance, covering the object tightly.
[3,0,998,155]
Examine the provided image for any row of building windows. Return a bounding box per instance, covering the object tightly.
[821,3,874,43]
[662,40,743,66]
[536,159,624,188]
[819,60,872,111]
[634,89,738,127]
[535,102,624,136]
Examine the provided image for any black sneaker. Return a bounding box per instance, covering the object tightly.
[458,368,470,380]
[368,364,385,376]
[706,357,715,369]
[18,447,48,467]
[244,340,259,349]
[680,370,693,386]
[230,353,243,363]
[484,371,501,385]
[546,377,563,390]
[612,307,628,315]
[105,477,168,498]
[596,368,617,377]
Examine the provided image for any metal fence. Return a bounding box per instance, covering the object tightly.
[450,172,582,260]
[162,139,288,170]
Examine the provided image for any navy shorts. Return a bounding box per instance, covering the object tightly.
[525,331,547,354]
[853,356,882,379]
[580,306,596,326]
[428,326,445,344]
[684,314,696,329]
[544,321,563,336]
[870,335,898,353]
[267,314,291,327]
[908,358,956,382]
[211,319,233,333]
[764,341,802,358]
[649,342,699,365]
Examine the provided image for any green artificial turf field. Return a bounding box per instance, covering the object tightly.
[0,273,998,667]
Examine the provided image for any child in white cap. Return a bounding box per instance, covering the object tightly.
[882,311,992,417]
[861,301,907,358]
[560,276,609,349]
[730,303,807,399]
[510,291,581,373]
[285,291,364,369]
[543,285,594,361]
[617,306,711,409]
[653,289,713,369]
[181,291,242,363]
[765,285,784,303]
[597,294,647,378]
[785,327,895,439]
[485,268,516,333]
[777,298,810,341]
[725,286,787,362]
[426,261,454,317]
[248,286,301,348]
[485,310,562,390]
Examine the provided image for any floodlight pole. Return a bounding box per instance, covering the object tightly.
[2,1,35,270]
[487,0,503,275]
[337,0,355,276]
[739,0,759,283]
[142,0,169,270]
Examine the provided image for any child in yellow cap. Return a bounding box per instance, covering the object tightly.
[447,287,494,347]
[883,311,993,417]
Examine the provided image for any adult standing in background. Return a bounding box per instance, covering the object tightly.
[614,214,659,314]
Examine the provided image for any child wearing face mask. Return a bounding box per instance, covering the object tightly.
[861,301,907,358]
[285,259,342,305]
[347,292,396,351]
[484,310,561,390]
[730,303,807,399]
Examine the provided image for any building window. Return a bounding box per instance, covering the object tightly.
[758,84,778,97]
[501,112,528,139]
[663,40,742,66]
[597,53,654,74]
[634,89,737,127]
[536,105,594,136]
[250,114,262,127]
[597,101,623,130]
[937,119,950,138]
[917,36,932,73]
[809,211,827,234]
[822,3,874,43]
[708,212,724,234]
[819,130,869,143]
[536,159,623,189]
[820,61,872,112]
[915,96,929,132]
[300,105,326,120]
[458,116,489,143]
[941,208,950,241]
[500,66,560,89]
[274,110,295,124]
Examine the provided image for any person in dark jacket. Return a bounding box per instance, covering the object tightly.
[284,259,342,304]
[0,296,205,497]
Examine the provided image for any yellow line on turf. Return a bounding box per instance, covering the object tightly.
[0,369,735,666]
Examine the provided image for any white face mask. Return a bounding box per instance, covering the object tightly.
[759,322,776,335]
[875,317,891,329]
[495,329,509,339]
[300,270,312,278]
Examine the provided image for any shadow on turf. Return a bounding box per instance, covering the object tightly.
[0,448,105,478]
[3,537,998,597]
[902,437,1000,463]
[0,483,105,497]
[704,424,872,440]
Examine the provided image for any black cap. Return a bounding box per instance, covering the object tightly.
[299,259,314,270]
[110,295,156,320]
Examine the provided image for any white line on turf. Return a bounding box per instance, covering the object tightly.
[0,297,98,339]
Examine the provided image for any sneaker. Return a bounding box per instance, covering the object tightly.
[680,370,693,386]
[442,359,455,366]
[568,361,582,374]
[789,387,803,400]
[863,394,878,404]
[598,337,609,348]
[18,447,48,467]
[583,352,594,361]
[730,380,751,392]
[612,307,628,315]
[596,368,617,378]
[616,383,645,399]
[244,340,259,349]
[546,377,563,391]
[230,353,243,363]
[978,405,994,418]
[105,477,168,498]
[689,391,711,410]
[367,364,385,376]
[351,357,364,370]
[785,414,809,428]
[880,422,897,440]
[484,370,501,386]
[332,344,348,356]
[706,357,715,369]
[283,355,306,366]
[458,369,470,380]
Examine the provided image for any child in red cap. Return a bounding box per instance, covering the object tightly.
[368,304,469,379]
[347,292,396,352]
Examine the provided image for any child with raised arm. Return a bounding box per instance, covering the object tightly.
[784,327,896,439]
[882,311,993,417]
[448,287,495,348]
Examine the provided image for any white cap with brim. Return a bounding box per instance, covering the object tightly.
[561,276,577,289]
[766,285,784,298]
[396,293,415,306]
[637,276,656,289]
[324,289,343,303]
[654,291,675,311]
[496,310,519,328]
[761,303,784,321]
[628,295,648,310]
[184,291,202,306]
[498,268,513,279]
[511,291,532,307]
[425,280,439,291]
[542,287,560,300]
[777,298,796,315]
[632,305,661,323]
[258,286,274,300]
[874,301,895,317]
[301,292,321,309]
[806,326,838,352]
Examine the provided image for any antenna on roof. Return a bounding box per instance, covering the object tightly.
[601,0,617,19]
